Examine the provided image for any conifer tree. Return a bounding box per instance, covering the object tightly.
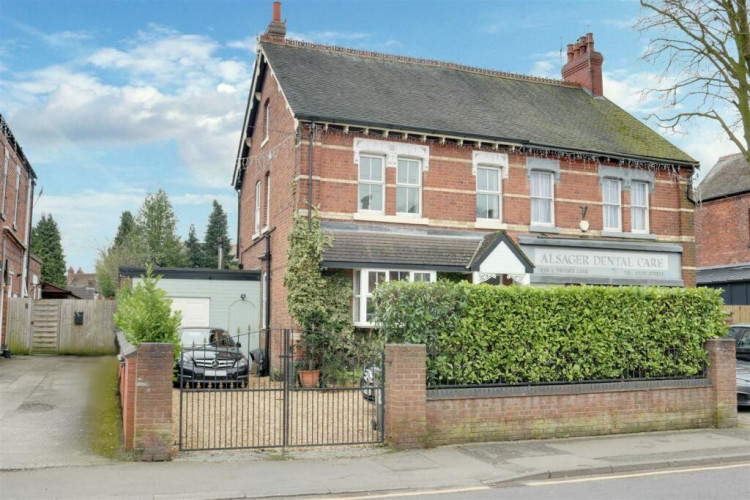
[112,211,135,250]
[134,189,186,268]
[185,224,203,268]
[201,200,236,269]
[30,214,67,287]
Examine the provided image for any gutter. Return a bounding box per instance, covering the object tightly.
[295,115,698,169]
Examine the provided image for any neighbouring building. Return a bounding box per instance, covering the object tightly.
[0,113,39,354]
[67,266,99,300]
[233,4,698,346]
[696,153,750,305]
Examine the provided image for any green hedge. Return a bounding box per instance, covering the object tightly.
[373,282,728,386]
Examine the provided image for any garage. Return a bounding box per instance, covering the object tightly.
[119,267,262,355]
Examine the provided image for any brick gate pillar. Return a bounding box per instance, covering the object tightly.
[133,342,174,460]
[706,338,737,429]
[384,344,427,449]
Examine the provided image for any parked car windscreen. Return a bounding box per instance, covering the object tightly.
[180,328,236,348]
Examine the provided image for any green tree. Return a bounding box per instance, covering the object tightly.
[185,224,202,268]
[114,265,181,349]
[134,189,185,267]
[112,211,135,249]
[96,210,146,298]
[201,200,236,269]
[95,242,143,298]
[30,214,67,287]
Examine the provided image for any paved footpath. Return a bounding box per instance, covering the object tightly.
[1,424,749,499]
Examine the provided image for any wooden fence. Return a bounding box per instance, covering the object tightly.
[725,305,750,324]
[6,298,117,355]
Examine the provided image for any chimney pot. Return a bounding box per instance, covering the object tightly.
[264,1,287,41]
[562,33,604,96]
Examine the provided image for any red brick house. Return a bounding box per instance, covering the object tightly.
[233,4,697,334]
[696,153,750,304]
[0,113,40,354]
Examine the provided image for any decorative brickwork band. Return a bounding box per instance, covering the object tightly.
[384,344,427,449]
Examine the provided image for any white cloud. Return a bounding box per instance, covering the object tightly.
[286,30,370,44]
[4,24,253,188]
[227,36,256,52]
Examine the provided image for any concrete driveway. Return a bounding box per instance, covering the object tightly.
[0,356,113,470]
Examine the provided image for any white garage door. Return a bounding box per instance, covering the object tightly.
[170,297,210,327]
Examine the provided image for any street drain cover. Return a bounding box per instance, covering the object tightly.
[18,402,55,412]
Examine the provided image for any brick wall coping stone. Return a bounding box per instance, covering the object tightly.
[115,330,136,358]
[427,377,711,400]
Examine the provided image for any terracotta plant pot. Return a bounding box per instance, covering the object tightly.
[298,369,321,388]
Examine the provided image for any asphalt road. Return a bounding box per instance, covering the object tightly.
[350,463,750,500]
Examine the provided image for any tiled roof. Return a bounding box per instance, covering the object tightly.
[697,263,750,285]
[260,40,695,165]
[322,222,480,270]
[697,153,750,201]
[321,222,532,272]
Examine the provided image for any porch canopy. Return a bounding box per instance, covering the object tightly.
[321,222,533,282]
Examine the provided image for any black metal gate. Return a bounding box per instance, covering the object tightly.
[178,328,384,451]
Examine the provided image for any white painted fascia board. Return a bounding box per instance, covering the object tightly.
[233,52,264,187]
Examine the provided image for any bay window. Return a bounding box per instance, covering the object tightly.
[353,269,436,325]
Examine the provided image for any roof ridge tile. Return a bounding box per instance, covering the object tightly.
[260,36,579,88]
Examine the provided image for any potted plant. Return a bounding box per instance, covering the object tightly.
[297,329,327,387]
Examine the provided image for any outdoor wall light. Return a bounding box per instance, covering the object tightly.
[579,205,589,232]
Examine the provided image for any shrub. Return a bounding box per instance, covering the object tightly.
[114,266,181,351]
[374,282,728,385]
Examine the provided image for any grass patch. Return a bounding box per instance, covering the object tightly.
[86,356,133,460]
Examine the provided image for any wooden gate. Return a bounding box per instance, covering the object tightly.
[31,301,60,353]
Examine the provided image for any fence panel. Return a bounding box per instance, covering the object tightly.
[725,305,750,324]
[58,300,117,354]
[5,298,117,355]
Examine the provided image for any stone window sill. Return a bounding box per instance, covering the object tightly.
[600,230,657,240]
[353,212,430,226]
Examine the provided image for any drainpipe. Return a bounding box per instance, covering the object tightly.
[235,187,242,262]
[261,227,275,376]
[307,121,315,230]
[21,177,34,297]
[0,238,6,355]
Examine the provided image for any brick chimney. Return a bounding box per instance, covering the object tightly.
[264,2,286,41]
[67,266,74,284]
[562,33,604,96]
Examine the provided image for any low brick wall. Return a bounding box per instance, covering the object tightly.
[116,331,173,461]
[384,339,737,448]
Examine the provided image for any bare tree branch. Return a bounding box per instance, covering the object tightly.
[638,0,750,164]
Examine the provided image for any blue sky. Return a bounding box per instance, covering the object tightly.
[0,0,739,270]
